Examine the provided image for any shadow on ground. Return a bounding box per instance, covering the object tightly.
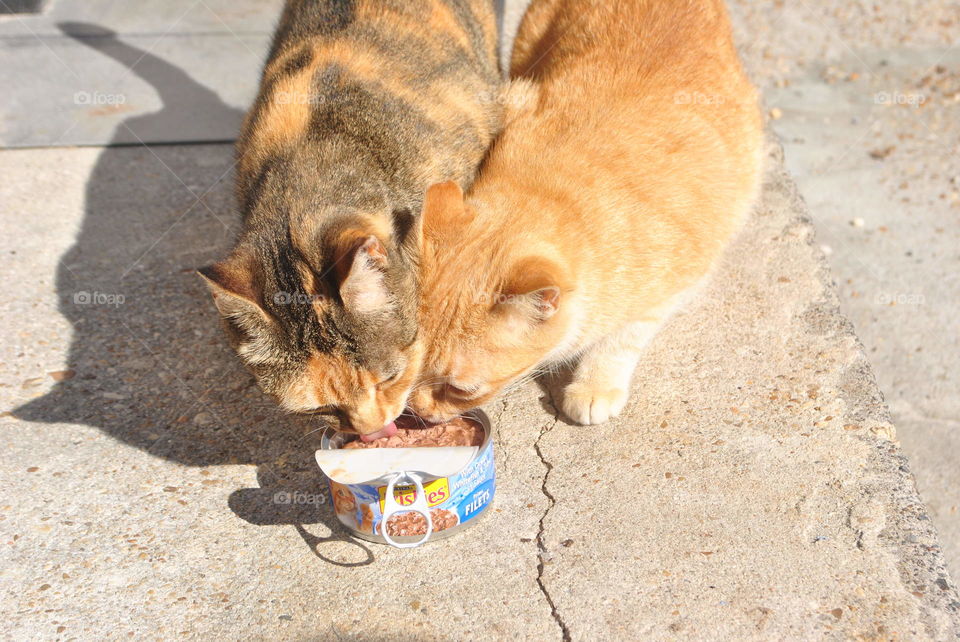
[12,22,369,565]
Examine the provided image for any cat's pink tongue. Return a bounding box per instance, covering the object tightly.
[359,421,398,442]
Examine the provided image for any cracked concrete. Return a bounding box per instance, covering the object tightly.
[1,0,959,639]
[2,134,957,638]
[527,140,959,639]
[534,412,569,641]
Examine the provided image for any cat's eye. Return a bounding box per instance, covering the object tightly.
[446,383,482,399]
[376,369,402,389]
[306,405,338,417]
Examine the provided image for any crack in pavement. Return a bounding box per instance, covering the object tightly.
[494,397,511,473]
[534,394,571,641]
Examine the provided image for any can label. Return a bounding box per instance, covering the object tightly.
[377,478,450,511]
[327,437,495,540]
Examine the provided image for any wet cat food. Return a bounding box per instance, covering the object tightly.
[342,415,485,450]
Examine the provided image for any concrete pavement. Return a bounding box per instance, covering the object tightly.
[729,0,960,579]
[0,0,275,146]
[1,0,959,639]
[2,136,957,638]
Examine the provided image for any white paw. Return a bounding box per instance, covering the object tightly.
[560,383,629,425]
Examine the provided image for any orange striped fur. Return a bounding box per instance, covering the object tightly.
[410,0,764,425]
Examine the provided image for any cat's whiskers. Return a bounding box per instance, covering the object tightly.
[408,378,447,394]
[298,425,329,441]
[398,410,430,429]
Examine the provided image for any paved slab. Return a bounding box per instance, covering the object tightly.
[1,0,959,638]
[761,48,960,578]
[728,0,960,579]
[0,0,280,35]
[0,0,282,146]
[537,138,959,639]
[1,131,958,637]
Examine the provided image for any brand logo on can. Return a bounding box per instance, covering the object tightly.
[378,477,450,512]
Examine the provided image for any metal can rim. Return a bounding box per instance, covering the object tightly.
[319,409,493,483]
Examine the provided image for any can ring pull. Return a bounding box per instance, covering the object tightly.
[380,471,433,549]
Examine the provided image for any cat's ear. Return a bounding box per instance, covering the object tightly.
[197,249,268,321]
[496,285,561,323]
[335,235,393,315]
[421,181,471,236]
[494,257,563,323]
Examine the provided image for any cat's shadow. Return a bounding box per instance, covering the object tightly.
[533,370,573,422]
[13,22,370,567]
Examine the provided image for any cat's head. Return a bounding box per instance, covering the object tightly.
[408,182,572,421]
[200,209,422,437]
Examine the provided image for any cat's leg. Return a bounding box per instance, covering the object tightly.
[560,320,663,425]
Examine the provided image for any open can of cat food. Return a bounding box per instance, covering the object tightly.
[315,410,495,548]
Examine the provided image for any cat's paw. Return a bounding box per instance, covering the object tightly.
[560,383,629,425]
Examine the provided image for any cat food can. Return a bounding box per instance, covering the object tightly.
[318,410,495,548]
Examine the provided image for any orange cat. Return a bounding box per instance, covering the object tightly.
[409,0,763,424]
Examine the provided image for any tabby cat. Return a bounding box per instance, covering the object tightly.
[408,0,764,425]
[200,0,503,439]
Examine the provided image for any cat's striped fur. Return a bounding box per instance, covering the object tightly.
[200,0,503,436]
